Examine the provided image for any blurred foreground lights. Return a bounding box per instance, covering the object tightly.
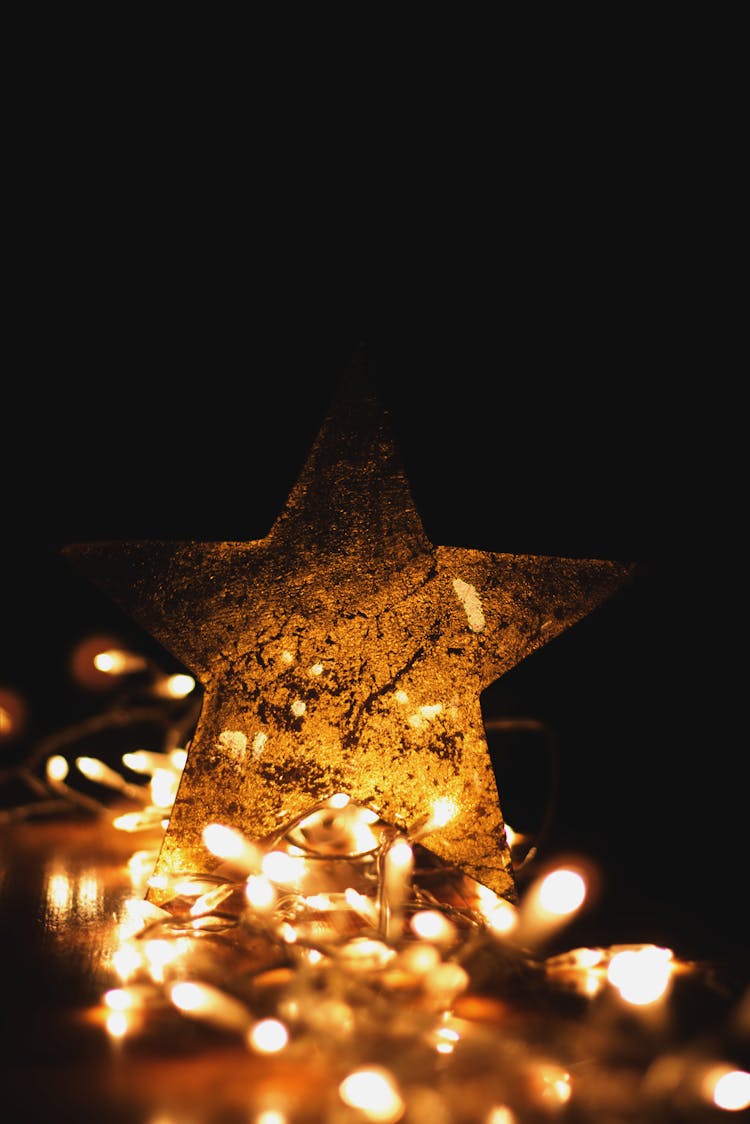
[607,945,674,1006]
[46,755,69,782]
[160,673,196,699]
[517,863,589,948]
[105,1010,131,1039]
[702,1067,750,1112]
[411,910,456,944]
[538,869,586,915]
[247,1018,289,1055]
[485,1109,516,1124]
[339,1067,405,1123]
[0,686,26,741]
[93,649,147,675]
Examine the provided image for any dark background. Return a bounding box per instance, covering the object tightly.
[0,65,742,965]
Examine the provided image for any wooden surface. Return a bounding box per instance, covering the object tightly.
[0,813,331,1124]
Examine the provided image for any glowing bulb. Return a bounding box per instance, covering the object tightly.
[104,988,135,1011]
[150,768,179,808]
[387,839,413,869]
[328,792,350,809]
[537,1067,572,1104]
[429,797,458,828]
[203,824,242,858]
[486,900,518,934]
[339,1068,405,1123]
[607,945,674,1005]
[704,1067,750,1111]
[93,649,145,674]
[76,756,108,782]
[309,662,324,676]
[247,1018,289,1054]
[112,943,142,980]
[201,824,263,876]
[423,962,469,1003]
[169,981,205,1011]
[46,755,69,782]
[164,673,195,698]
[256,1113,287,1124]
[122,751,160,774]
[486,1108,517,1124]
[245,875,277,910]
[538,869,587,916]
[105,1010,130,1038]
[144,938,182,981]
[262,850,306,884]
[411,910,456,943]
[170,749,187,770]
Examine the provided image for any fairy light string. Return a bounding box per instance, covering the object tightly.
[39,738,749,1123]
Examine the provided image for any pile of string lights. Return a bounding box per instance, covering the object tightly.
[35,738,750,1124]
[2,643,749,1122]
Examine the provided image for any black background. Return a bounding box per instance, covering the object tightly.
[1,70,743,966]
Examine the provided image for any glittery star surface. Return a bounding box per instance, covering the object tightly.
[64,361,633,905]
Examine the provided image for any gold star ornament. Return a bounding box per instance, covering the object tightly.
[64,361,634,906]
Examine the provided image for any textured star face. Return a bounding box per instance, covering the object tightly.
[64,364,633,905]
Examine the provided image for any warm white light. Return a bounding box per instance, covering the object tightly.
[607,946,674,1005]
[256,1113,287,1124]
[387,839,413,869]
[170,748,187,770]
[485,899,518,935]
[123,751,160,774]
[705,1067,750,1111]
[190,884,235,917]
[150,768,179,808]
[309,662,324,676]
[485,1108,516,1124]
[435,1026,460,1053]
[144,938,182,981]
[46,755,69,782]
[114,811,156,833]
[104,988,136,1011]
[76,756,109,782]
[93,649,145,674]
[204,823,245,860]
[538,869,587,916]
[262,850,306,884]
[245,875,277,910]
[93,650,118,672]
[105,1010,130,1038]
[339,1068,404,1123]
[290,699,306,717]
[538,1067,572,1104]
[339,938,395,970]
[247,1018,289,1054]
[399,943,441,975]
[328,792,350,809]
[411,910,456,943]
[423,962,469,1002]
[112,943,142,980]
[429,797,458,828]
[169,981,205,1011]
[164,673,195,698]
